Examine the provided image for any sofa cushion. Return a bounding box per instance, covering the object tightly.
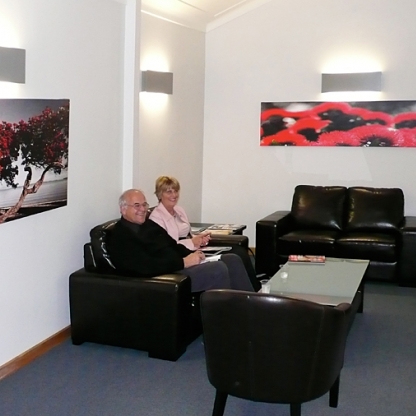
[291,185,347,231]
[346,187,404,231]
[277,230,338,256]
[336,232,398,263]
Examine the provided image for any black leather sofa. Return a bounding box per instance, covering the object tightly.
[69,219,249,361]
[256,185,416,287]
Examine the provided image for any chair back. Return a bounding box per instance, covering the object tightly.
[86,219,119,273]
[84,211,154,273]
[201,290,351,404]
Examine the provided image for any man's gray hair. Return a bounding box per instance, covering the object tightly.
[118,189,145,208]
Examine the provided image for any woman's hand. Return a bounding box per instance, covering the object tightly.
[183,251,205,268]
[192,232,211,248]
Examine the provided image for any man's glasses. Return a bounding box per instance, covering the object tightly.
[125,202,149,210]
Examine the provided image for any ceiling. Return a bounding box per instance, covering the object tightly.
[141,0,268,32]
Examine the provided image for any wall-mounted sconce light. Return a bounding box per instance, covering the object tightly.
[141,70,173,94]
[0,46,26,83]
[321,71,382,93]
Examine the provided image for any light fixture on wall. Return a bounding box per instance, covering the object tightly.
[141,70,173,94]
[0,46,26,84]
[321,71,382,93]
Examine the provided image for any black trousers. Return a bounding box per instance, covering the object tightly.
[227,245,261,291]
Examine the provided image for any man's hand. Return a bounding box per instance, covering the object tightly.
[183,251,205,268]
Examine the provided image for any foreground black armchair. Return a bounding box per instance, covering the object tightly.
[69,219,201,361]
[201,290,351,416]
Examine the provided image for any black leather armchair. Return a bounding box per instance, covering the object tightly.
[200,289,351,416]
[69,220,202,361]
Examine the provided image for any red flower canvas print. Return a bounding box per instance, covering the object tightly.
[260,101,416,147]
[0,99,69,224]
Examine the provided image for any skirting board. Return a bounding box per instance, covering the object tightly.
[0,326,71,381]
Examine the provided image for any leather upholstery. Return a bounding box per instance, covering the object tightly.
[70,217,250,360]
[336,232,397,262]
[277,229,338,256]
[346,187,404,231]
[292,185,346,231]
[256,186,416,286]
[69,269,199,361]
[201,290,351,416]
[89,219,118,272]
[69,219,202,361]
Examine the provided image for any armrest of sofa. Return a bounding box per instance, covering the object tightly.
[398,216,416,287]
[208,234,249,249]
[255,210,292,276]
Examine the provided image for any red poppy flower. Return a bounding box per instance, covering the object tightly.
[290,117,329,132]
[310,102,352,117]
[389,128,416,147]
[260,130,310,146]
[394,112,416,129]
[260,107,312,122]
[348,108,393,126]
[313,130,361,146]
[352,125,405,147]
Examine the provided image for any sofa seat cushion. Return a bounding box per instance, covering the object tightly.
[277,230,338,256]
[336,232,397,262]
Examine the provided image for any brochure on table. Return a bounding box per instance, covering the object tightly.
[191,224,244,234]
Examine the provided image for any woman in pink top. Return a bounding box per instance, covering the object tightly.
[149,176,261,291]
[149,176,211,250]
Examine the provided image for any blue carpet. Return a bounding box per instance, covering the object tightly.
[1,282,416,416]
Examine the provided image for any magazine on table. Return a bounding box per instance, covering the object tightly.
[207,229,232,235]
[288,255,326,264]
[206,224,243,231]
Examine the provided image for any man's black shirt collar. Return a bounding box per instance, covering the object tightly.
[120,216,143,234]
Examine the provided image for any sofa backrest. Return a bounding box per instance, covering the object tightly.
[291,185,347,231]
[346,187,404,231]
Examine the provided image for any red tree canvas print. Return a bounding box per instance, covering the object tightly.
[260,101,416,147]
[0,99,69,224]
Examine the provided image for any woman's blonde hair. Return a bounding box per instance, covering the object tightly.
[155,176,180,200]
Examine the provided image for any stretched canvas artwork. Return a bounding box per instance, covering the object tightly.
[260,101,416,147]
[0,99,69,224]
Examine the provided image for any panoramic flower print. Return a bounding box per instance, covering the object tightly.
[260,101,416,147]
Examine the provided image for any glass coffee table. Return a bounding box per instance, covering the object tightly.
[268,257,369,308]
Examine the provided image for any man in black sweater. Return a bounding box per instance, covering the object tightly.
[107,189,255,293]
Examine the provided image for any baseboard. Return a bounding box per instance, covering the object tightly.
[0,326,71,381]
[249,247,255,255]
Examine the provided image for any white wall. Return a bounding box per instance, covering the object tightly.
[203,0,416,243]
[137,13,205,219]
[0,0,125,366]
[5,0,415,366]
